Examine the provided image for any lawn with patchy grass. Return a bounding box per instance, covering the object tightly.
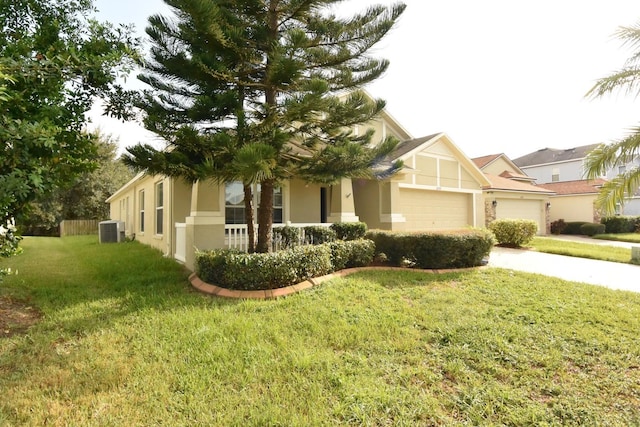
[530,237,634,264]
[1,236,640,425]
[594,233,640,244]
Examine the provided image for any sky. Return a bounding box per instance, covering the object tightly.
[88,0,640,160]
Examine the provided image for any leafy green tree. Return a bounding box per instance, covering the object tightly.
[585,20,640,214]
[0,0,140,226]
[124,0,406,252]
[17,134,135,235]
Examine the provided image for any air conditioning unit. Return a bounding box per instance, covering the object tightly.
[98,220,125,243]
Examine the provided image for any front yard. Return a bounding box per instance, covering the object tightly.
[1,237,640,425]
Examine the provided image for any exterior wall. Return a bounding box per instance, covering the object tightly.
[389,136,486,231]
[403,143,484,193]
[414,156,437,186]
[353,179,383,230]
[482,157,518,176]
[460,167,480,190]
[623,198,640,216]
[288,179,323,223]
[549,194,598,223]
[108,174,174,255]
[521,160,584,184]
[172,178,192,224]
[604,158,640,180]
[357,116,409,145]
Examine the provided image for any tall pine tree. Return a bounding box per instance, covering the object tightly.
[124,0,406,252]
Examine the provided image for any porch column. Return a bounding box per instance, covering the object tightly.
[379,180,406,231]
[183,179,225,271]
[327,178,360,223]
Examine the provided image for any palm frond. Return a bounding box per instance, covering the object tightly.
[595,166,640,215]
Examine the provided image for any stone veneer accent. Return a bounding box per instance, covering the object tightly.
[190,266,480,299]
[485,200,497,228]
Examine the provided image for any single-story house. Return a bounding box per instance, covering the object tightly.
[537,179,607,223]
[107,105,494,270]
[472,154,554,234]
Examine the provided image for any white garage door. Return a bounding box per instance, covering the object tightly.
[399,189,471,231]
[496,199,543,235]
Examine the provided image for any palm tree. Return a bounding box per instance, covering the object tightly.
[585,20,640,215]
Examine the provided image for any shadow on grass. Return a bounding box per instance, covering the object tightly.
[340,268,480,291]
[1,236,244,342]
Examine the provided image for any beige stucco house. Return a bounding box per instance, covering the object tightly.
[537,179,606,223]
[473,154,554,234]
[107,107,493,270]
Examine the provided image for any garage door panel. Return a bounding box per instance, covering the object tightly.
[400,189,471,231]
[496,199,543,234]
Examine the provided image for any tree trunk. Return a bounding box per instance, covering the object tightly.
[243,183,255,253]
[254,1,278,253]
[256,179,274,253]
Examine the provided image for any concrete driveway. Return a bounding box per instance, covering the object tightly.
[488,237,640,293]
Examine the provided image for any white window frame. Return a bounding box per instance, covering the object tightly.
[139,190,145,233]
[155,182,164,235]
[224,182,283,225]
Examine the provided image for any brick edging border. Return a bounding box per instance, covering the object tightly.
[189,266,480,299]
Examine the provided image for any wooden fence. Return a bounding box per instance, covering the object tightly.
[59,219,102,237]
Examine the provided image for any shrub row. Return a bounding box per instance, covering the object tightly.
[488,219,537,247]
[366,229,495,269]
[563,221,589,235]
[600,216,640,234]
[580,222,606,236]
[195,239,374,290]
[552,218,623,236]
[273,222,369,248]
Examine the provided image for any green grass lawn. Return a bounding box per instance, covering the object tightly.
[530,237,634,264]
[594,233,640,243]
[2,236,640,425]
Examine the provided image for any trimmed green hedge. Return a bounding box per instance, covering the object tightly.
[303,226,336,244]
[366,229,495,269]
[580,222,606,236]
[489,219,537,247]
[563,221,589,235]
[195,239,375,290]
[272,225,300,249]
[328,239,375,270]
[601,216,639,234]
[330,222,367,240]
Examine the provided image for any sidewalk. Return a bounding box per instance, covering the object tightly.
[541,234,638,249]
[488,242,640,293]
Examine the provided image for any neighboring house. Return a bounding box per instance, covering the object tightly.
[472,154,554,234]
[107,105,492,270]
[512,144,600,184]
[537,179,607,223]
[513,144,640,215]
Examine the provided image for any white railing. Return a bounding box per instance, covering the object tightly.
[225,222,332,251]
[173,222,332,259]
[174,223,186,262]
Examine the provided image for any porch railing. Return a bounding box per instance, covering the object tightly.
[172,222,332,261]
[226,223,331,252]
